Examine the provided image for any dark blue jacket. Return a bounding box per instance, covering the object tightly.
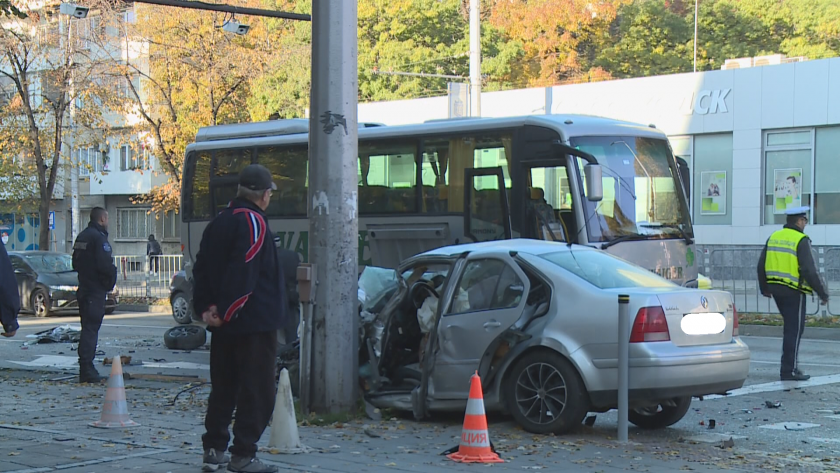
[192,198,286,334]
[0,244,20,333]
[72,222,117,294]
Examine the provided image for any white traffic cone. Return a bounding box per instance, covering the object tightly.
[268,368,311,453]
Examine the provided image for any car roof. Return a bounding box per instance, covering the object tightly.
[420,239,596,258]
[8,251,69,256]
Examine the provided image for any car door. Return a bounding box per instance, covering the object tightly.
[432,251,530,400]
[9,256,33,309]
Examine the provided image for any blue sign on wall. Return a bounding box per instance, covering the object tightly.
[49,211,55,230]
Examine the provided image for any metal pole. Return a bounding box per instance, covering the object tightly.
[469,0,481,117]
[308,0,359,415]
[128,0,310,20]
[67,16,79,250]
[693,0,698,73]
[617,294,630,442]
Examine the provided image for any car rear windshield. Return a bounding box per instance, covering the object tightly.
[25,254,74,273]
[539,250,676,289]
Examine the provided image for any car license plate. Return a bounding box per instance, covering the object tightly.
[681,312,726,335]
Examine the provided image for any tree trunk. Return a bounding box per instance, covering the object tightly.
[38,192,50,251]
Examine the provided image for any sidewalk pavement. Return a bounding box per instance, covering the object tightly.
[2,369,839,473]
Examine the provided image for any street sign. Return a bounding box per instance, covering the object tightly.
[49,211,55,230]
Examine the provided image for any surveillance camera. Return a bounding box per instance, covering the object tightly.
[222,20,250,36]
[59,3,89,19]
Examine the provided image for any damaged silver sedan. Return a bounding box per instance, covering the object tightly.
[358,239,750,435]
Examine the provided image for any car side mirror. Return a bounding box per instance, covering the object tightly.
[14,268,24,274]
[535,301,549,317]
[584,164,603,202]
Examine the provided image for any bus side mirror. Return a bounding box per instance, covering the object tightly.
[584,164,603,202]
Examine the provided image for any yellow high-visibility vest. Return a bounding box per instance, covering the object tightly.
[764,228,813,294]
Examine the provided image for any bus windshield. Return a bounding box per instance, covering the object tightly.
[572,136,692,244]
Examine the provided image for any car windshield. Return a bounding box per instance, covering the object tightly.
[573,136,692,243]
[24,254,74,273]
[540,249,676,289]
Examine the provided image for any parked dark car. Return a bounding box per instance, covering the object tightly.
[8,251,119,317]
[169,270,197,325]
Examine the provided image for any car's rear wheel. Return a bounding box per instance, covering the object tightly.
[628,396,692,429]
[31,289,50,318]
[171,293,192,325]
[504,350,588,435]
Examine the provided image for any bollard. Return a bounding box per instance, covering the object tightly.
[617,294,630,442]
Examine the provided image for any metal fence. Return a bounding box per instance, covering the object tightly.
[113,254,183,299]
[700,245,840,317]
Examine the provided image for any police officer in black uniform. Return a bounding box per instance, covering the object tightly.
[72,207,118,383]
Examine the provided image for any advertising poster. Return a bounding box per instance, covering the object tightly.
[700,171,726,215]
[773,168,803,214]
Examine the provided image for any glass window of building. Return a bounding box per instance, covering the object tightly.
[693,134,732,225]
[763,130,813,225]
[814,126,840,224]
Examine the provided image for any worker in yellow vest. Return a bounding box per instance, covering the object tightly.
[758,206,828,381]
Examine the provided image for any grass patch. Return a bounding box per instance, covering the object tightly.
[739,312,840,328]
[293,397,368,426]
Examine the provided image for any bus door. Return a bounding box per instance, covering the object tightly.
[517,158,577,243]
[463,167,511,243]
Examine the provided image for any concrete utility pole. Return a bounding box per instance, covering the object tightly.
[693,0,698,72]
[63,13,79,248]
[308,0,359,414]
[469,0,481,117]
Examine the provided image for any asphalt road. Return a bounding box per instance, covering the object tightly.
[2,310,840,463]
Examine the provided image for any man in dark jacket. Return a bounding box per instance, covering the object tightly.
[0,243,20,338]
[72,207,118,383]
[758,206,829,381]
[147,234,162,274]
[193,164,285,473]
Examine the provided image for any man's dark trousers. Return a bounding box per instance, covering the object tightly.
[202,330,278,457]
[77,290,106,367]
[773,293,806,375]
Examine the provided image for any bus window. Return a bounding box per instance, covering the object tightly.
[214,148,253,177]
[421,132,513,213]
[256,146,308,217]
[188,151,212,220]
[358,141,417,214]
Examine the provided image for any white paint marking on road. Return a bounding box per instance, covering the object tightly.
[750,359,840,368]
[9,355,78,368]
[824,415,840,420]
[759,422,821,431]
[703,373,840,400]
[142,361,209,370]
[686,433,748,444]
[742,335,840,344]
[810,437,840,444]
[17,312,171,327]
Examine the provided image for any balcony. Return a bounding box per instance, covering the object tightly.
[88,168,168,195]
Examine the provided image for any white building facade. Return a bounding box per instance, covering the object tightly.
[358,57,840,252]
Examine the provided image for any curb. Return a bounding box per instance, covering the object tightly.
[116,304,171,314]
[741,324,840,340]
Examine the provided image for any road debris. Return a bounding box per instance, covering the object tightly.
[765,401,782,409]
[25,325,81,344]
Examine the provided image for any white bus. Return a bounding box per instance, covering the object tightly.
[180,114,699,286]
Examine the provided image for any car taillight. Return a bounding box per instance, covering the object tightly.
[629,306,670,343]
[733,305,740,337]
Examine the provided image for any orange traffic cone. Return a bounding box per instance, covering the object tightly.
[446,371,503,463]
[89,354,139,428]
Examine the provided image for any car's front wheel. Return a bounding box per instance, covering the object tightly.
[504,350,588,435]
[628,396,692,429]
[171,293,192,325]
[31,289,50,318]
